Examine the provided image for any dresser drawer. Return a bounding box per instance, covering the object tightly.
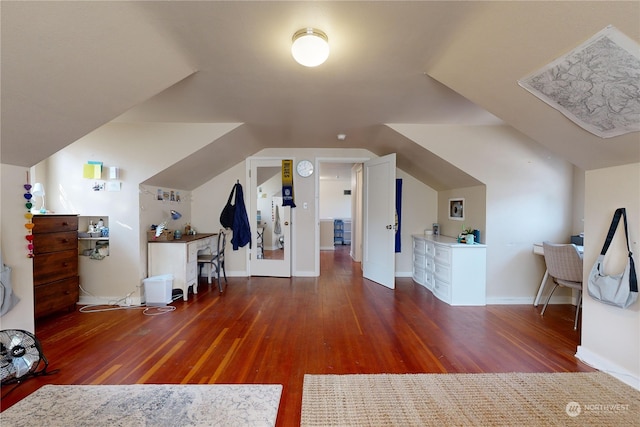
[433,278,451,303]
[426,256,434,272]
[425,270,434,290]
[33,249,78,286]
[33,231,77,255]
[413,252,426,269]
[425,241,435,257]
[412,266,426,286]
[434,245,451,265]
[34,276,79,318]
[33,215,78,234]
[413,237,426,255]
[434,262,451,283]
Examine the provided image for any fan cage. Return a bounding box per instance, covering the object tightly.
[0,329,46,384]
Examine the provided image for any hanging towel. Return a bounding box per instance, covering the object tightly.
[231,183,252,250]
[274,205,282,235]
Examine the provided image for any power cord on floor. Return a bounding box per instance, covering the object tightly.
[78,285,182,316]
[142,306,176,316]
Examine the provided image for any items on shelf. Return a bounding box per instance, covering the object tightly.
[78,216,110,258]
[333,219,352,245]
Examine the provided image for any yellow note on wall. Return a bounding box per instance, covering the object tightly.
[83,163,102,179]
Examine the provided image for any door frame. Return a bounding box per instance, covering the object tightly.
[315,157,370,275]
[246,156,293,277]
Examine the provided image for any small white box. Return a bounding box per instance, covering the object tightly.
[143,274,173,306]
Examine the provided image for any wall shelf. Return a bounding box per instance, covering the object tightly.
[78,216,109,257]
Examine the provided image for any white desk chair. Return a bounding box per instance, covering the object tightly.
[197,229,227,293]
[541,242,583,330]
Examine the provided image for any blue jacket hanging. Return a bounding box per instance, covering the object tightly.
[231,183,251,250]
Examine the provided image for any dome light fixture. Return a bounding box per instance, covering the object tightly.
[291,28,329,67]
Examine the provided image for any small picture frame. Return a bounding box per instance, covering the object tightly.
[448,198,464,221]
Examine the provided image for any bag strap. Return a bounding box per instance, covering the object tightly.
[226,184,236,206]
[599,208,630,255]
[600,208,637,293]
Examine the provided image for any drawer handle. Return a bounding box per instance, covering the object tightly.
[62,262,69,267]
[62,239,69,243]
[65,290,71,295]
[62,222,69,226]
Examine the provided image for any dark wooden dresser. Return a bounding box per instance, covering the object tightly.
[32,214,79,318]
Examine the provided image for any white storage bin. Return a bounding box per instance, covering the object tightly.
[143,274,173,306]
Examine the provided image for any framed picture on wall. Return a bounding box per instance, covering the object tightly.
[448,198,464,221]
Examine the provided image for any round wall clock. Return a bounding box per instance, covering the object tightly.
[296,160,314,177]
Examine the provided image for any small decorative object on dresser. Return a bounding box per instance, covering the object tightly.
[32,214,79,318]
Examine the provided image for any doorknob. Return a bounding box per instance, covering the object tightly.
[386,225,393,229]
[284,221,289,226]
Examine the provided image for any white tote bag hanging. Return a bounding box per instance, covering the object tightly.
[588,208,638,309]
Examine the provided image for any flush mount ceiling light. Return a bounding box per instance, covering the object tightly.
[291,28,329,67]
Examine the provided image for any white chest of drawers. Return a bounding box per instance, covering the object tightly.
[412,234,486,306]
[148,233,215,301]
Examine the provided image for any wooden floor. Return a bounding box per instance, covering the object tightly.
[1,246,593,425]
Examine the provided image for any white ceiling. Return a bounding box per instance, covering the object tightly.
[2,1,639,190]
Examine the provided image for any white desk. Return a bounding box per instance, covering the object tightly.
[148,233,216,301]
[533,243,583,306]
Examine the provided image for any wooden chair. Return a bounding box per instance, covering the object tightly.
[197,229,227,293]
[541,242,583,330]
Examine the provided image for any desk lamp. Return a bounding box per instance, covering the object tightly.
[32,183,46,213]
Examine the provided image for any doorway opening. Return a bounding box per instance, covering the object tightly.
[318,160,364,270]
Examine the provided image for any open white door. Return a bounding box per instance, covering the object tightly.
[249,158,291,277]
[362,153,396,289]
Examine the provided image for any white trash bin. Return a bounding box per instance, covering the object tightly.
[143,274,173,306]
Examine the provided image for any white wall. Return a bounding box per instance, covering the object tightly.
[395,170,438,276]
[578,163,639,389]
[390,124,575,303]
[139,184,191,240]
[571,167,586,236]
[0,164,36,332]
[438,185,486,241]
[319,178,352,219]
[25,122,234,308]
[191,162,248,276]
[191,148,439,277]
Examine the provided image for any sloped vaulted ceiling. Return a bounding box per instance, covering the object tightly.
[425,1,640,170]
[2,1,638,180]
[0,1,196,166]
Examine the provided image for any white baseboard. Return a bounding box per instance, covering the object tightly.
[486,295,574,305]
[222,270,247,277]
[320,246,335,251]
[576,346,640,390]
[78,295,143,307]
[395,272,412,278]
[294,270,317,277]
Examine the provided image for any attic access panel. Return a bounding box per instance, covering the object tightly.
[518,25,640,138]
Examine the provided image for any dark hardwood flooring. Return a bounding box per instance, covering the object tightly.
[1,245,593,425]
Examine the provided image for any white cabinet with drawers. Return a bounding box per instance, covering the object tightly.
[412,234,486,306]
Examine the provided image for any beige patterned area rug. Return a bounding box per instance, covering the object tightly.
[2,384,282,426]
[301,372,639,426]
